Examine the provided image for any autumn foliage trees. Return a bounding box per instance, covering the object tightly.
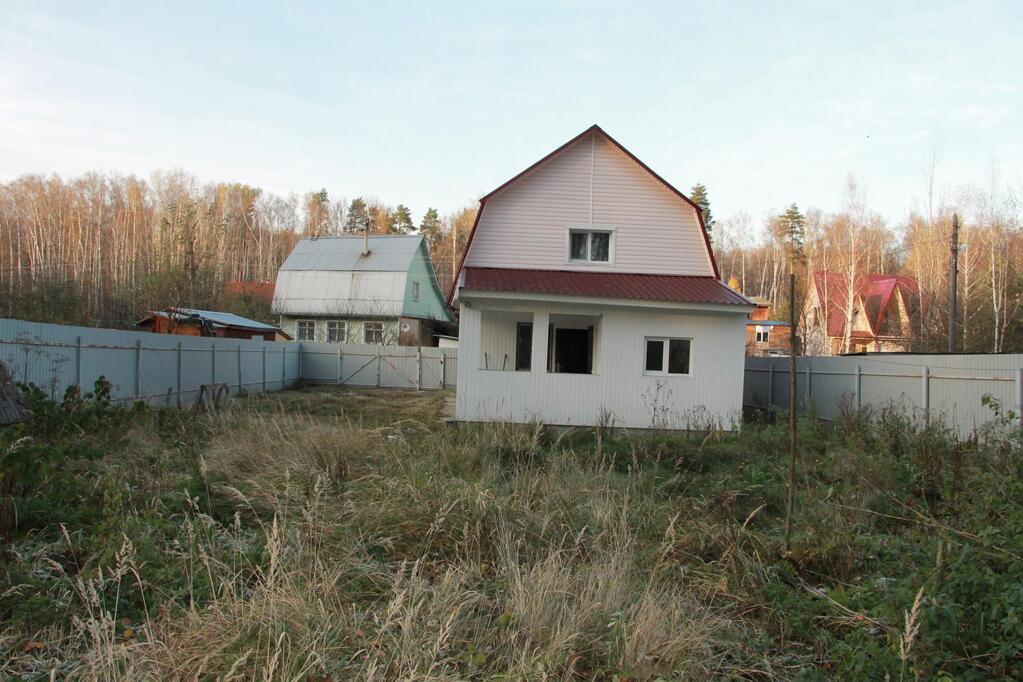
[0,171,475,326]
[2,167,1019,353]
[715,175,1023,353]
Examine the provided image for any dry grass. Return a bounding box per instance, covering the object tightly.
[6,384,1021,679]
[1,386,753,680]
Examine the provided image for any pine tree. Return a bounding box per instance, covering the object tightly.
[690,183,714,239]
[344,197,370,233]
[775,203,806,264]
[419,207,441,246]
[392,204,414,234]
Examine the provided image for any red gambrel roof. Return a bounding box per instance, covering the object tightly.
[812,272,919,337]
[462,267,751,306]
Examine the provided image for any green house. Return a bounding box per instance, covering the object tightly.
[273,235,454,345]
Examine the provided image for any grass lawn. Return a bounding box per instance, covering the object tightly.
[1,381,1021,680]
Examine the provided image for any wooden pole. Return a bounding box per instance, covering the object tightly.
[784,272,797,554]
[948,213,959,353]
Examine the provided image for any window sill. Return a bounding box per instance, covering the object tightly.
[642,372,693,378]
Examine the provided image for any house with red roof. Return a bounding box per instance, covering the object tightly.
[449,125,753,429]
[224,280,276,306]
[803,271,919,355]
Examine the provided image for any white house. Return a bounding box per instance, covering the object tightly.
[450,125,753,429]
[273,235,453,346]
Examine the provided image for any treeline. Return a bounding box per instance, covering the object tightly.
[711,173,1023,353]
[0,171,474,326]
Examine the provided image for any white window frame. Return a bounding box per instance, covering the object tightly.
[566,226,615,265]
[755,329,769,343]
[643,336,692,376]
[297,320,316,341]
[411,280,420,302]
[364,321,385,344]
[327,320,345,343]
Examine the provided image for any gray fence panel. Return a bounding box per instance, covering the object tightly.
[296,341,457,389]
[0,318,457,404]
[0,318,299,405]
[745,354,1023,437]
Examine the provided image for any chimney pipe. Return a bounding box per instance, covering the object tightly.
[362,218,370,257]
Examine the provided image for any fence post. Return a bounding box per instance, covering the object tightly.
[262,345,267,393]
[211,343,217,385]
[440,352,447,387]
[1017,367,1022,429]
[376,346,381,387]
[804,363,812,408]
[237,344,243,394]
[75,336,83,388]
[921,365,930,426]
[337,345,342,385]
[176,342,183,407]
[282,346,286,387]
[767,363,774,406]
[854,364,861,410]
[416,346,422,390]
[135,339,143,400]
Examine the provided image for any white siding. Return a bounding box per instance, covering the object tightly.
[464,131,713,277]
[456,300,746,429]
[479,310,531,370]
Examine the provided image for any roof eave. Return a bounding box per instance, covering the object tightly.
[459,288,753,314]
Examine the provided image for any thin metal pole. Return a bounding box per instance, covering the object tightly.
[262,345,267,393]
[922,365,930,427]
[75,336,83,388]
[176,342,183,407]
[237,344,243,394]
[805,364,812,406]
[855,364,861,410]
[135,339,143,399]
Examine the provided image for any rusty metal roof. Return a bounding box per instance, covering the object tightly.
[461,268,752,306]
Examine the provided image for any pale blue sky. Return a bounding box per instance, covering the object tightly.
[1,1,1020,230]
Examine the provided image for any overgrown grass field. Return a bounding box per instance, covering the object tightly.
[1,382,1021,679]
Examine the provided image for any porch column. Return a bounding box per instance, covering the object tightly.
[531,310,550,374]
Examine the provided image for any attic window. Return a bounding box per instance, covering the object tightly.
[569,230,612,263]
[412,281,420,302]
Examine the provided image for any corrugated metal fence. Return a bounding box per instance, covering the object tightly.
[299,342,457,389]
[0,319,456,406]
[0,318,301,406]
[745,354,1023,437]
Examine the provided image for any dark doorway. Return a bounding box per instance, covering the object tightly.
[552,327,592,374]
